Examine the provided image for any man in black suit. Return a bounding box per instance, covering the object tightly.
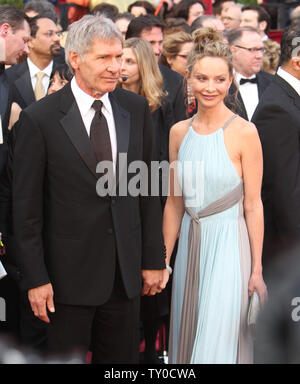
[126,14,187,123]
[0,5,30,340]
[0,6,30,176]
[11,15,166,363]
[252,24,300,292]
[226,27,273,121]
[6,14,61,109]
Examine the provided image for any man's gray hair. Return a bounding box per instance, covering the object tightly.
[65,15,122,74]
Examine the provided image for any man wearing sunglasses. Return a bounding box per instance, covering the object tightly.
[226,26,273,121]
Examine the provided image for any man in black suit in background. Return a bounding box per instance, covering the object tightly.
[252,24,300,293]
[226,27,273,121]
[11,15,166,363]
[0,5,30,340]
[6,14,61,109]
[126,14,187,123]
[0,6,30,176]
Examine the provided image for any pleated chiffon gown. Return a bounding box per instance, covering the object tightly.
[168,115,253,364]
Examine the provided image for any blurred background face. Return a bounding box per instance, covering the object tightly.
[48,71,69,94]
[2,21,30,64]
[221,6,241,30]
[240,10,259,30]
[231,31,264,77]
[115,18,130,39]
[202,18,225,32]
[29,18,61,58]
[140,27,163,59]
[120,47,140,87]
[187,3,204,26]
[130,6,147,17]
[167,41,193,77]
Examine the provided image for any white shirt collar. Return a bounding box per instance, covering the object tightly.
[277,66,300,96]
[71,77,113,117]
[234,71,256,85]
[27,57,53,79]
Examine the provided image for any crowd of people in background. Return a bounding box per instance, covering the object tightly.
[0,0,300,365]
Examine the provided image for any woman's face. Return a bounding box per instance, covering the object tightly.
[189,56,232,109]
[120,48,140,87]
[167,42,193,77]
[48,72,69,94]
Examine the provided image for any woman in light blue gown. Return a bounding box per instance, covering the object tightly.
[162,28,268,364]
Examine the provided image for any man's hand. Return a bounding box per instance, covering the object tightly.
[28,283,55,323]
[141,269,168,296]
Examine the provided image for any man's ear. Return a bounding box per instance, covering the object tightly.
[0,23,10,38]
[259,21,267,34]
[291,56,300,72]
[68,51,81,71]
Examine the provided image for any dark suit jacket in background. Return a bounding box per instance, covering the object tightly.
[0,68,11,176]
[159,64,187,123]
[227,71,274,120]
[6,55,66,110]
[11,83,165,305]
[252,74,300,283]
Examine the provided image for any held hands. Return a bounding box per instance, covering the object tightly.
[248,272,268,307]
[141,268,171,296]
[28,283,55,323]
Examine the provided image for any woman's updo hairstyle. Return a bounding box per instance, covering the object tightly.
[187,27,233,76]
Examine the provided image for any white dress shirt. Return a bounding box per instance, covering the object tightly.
[27,58,53,94]
[235,71,259,121]
[277,66,300,96]
[71,77,117,171]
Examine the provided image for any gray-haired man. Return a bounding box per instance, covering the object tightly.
[11,15,166,363]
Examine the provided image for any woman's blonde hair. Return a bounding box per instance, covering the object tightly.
[120,38,167,112]
[160,31,193,67]
[187,27,233,76]
[262,39,280,74]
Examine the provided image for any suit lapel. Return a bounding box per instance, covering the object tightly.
[0,75,8,120]
[59,83,98,179]
[109,91,131,186]
[229,81,248,120]
[275,74,300,111]
[14,62,35,106]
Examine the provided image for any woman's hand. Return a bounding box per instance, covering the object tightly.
[248,272,268,307]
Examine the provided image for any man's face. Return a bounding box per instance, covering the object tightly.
[1,21,30,64]
[29,18,61,59]
[240,10,266,35]
[231,31,264,77]
[140,27,163,60]
[240,10,259,30]
[221,6,241,30]
[70,37,123,98]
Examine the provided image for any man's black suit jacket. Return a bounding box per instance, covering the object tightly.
[6,55,65,109]
[5,60,35,109]
[0,68,11,177]
[159,64,187,123]
[11,83,165,305]
[252,74,300,273]
[227,71,274,120]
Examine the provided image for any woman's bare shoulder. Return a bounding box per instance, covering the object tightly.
[231,115,258,138]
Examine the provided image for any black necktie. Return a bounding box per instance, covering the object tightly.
[90,100,112,164]
[240,77,258,85]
